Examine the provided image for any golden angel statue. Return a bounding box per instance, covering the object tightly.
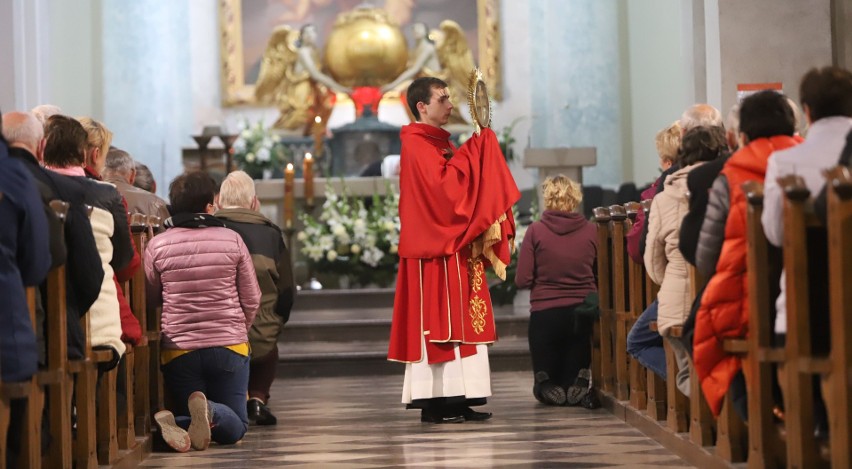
[255,24,352,132]
[381,20,476,125]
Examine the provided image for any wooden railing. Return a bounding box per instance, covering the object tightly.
[0,211,163,469]
[590,166,852,469]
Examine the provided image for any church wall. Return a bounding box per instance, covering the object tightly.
[717,0,833,119]
[835,0,852,69]
[47,0,103,119]
[624,0,692,188]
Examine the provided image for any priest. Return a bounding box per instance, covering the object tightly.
[387,76,520,423]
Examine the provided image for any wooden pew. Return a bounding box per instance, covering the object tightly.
[43,200,72,469]
[661,326,689,433]
[686,265,715,448]
[128,214,152,439]
[638,200,667,422]
[824,166,852,468]
[70,204,99,469]
[624,202,648,411]
[593,207,615,395]
[608,204,630,401]
[742,180,786,468]
[146,216,166,426]
[0,280,46,468]
[778,175,829,469]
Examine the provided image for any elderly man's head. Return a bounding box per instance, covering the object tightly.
[103,147,136,184]
[218,170,258,211]
[680,104,723,133]
[2,111,45,159]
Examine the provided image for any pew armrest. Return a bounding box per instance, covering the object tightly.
[722,339,748,356]
[757,348,785,363]
[0,381,32,399]
[798,357,832,374]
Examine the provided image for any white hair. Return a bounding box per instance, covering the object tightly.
[680,104,723,131]
[725,103,740,136]
[103,148,135,177]
[218,170,256,209]
[2,111,44,148]
[31,104,62,126]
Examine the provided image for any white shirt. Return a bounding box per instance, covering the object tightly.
[762,116,852,333]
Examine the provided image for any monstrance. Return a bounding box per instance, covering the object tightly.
[468,68,491,134]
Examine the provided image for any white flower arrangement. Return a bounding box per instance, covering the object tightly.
[299,181,400,286]
[232,119,289,178]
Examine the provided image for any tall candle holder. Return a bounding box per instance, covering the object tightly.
[191,135,212,171]
[219,134,240,173]
[303,152,315,210]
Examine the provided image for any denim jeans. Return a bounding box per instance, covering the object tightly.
[626,300,667,379]
[161,347,250,444]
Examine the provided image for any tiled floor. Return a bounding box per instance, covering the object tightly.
[141,371,693,468]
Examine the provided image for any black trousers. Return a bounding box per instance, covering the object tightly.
[528,305,592,389]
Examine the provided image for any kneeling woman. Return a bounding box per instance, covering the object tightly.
[515,175,598,406]
[145,171,261,451]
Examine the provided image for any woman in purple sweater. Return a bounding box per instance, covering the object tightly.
[515,175,598,406]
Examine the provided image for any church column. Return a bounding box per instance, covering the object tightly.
[529,0,628,187]
[100,0,192,197]
[833,0,852,69]
[0,0,50,112]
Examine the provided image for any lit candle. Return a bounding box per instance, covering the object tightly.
[303,152,314,207]
[284,163,294,229]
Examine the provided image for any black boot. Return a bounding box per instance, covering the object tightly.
[534,371,566,406]
[247,398,278,426]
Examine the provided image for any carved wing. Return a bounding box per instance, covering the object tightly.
[434,20,476,88]
[254,25,300,103]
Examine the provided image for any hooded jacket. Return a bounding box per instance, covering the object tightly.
[645,163,703,335]
[215,208,295,358]
[515,210,597,312]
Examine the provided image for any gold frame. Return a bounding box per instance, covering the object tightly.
[218,0,502,106]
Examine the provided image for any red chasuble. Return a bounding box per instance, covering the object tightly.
[387,123,521,364]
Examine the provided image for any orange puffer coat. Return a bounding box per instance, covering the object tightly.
[693,136,799,415]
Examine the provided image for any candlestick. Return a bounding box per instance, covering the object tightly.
[303,152,314,208]
[312,115,325,159]
[284,163,294,229]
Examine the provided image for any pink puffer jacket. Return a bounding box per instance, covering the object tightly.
[145,226,261,350]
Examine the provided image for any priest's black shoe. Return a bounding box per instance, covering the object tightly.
[420,408,464,424]
[247,398,278,426]
[461,407,492,421]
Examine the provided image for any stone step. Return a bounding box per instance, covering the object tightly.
[281,310,530,343]
[276,336,531,378]
[293,287,396,310]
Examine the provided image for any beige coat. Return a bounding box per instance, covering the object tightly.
[644,163,703,335]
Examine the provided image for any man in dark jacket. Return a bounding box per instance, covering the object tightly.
[3,111,104,361]
[215,170,295,426]
[0,132,52,382]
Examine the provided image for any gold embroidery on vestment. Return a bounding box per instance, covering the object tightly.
[468,257,487,334]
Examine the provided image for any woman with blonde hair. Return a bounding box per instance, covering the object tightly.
[77,116,113,179]
[515,175,598,406]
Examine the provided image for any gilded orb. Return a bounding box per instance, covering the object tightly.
[324,7,408,88]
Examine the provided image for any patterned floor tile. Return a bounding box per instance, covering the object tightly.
[140,371,694,468]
